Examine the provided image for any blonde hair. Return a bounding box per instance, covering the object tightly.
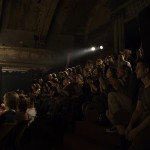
[4,91,19,111]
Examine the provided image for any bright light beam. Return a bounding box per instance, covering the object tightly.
[91,47,96,51]
[100,45,103,50]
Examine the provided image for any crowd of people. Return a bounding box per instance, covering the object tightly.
[0,48,150,150]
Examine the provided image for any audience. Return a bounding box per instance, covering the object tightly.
[0,48,149,150]
[126,59,150,150]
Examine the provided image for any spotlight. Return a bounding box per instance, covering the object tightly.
[91,47,96,51]
[100,45,103,50]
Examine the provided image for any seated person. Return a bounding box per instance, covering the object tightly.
[16,95,29,122]
[126,59,150,150]
[106,67,133,149]
[0,91,19,124]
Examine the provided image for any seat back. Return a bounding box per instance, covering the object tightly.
[0,122,16,148]
[10,120,29,149]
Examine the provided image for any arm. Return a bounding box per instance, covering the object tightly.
[87,79,97,93]
[89,83,97,93]
[60,88,70,96]
[57,86,70,97]
[136,115,150,132]
[125,100,142,139]
[127,100,142,129]
[127,115,150,141]
[126,100,142,136]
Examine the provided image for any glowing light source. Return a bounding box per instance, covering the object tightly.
[91,47,96,51]
[100,45,103,50]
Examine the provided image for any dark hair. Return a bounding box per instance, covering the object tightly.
[16,89,24,95]
[18,95,28,112]
[112,53,118,60]
[108,66,117,78]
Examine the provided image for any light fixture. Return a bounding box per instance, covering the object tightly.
[91,47,96,51]
[100,45,103,50]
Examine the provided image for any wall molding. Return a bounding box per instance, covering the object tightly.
[0,46,53,70]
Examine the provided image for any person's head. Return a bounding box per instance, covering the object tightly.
[96,59,103,66]
[76,74,84,84]
[3,91,20,111]
[71,67,76,75]
[93,67,99,77]
[117,64,131,79]
[107,56,114,63]
[66,68,72,76]
[31,83,41,92]
[82,67,91,77]
[63,77,71,86]
[18,95,28,112]
[38,78,43,85]
[123,49,132,60]
[118,52,125,61]
[63,71,68,78]
[47,74,52,81]
[112,53,118,61]
[50,78,60,87]
[106,67,117,79]
[76,65,82,74]
[106,67,118,85]
[136,49,144,60]
[135,58,150,79]
[58,71,63,78]
[85,60,94,69]
[16,89,24,95]
[52,73,57,79]
[41,82,50,94]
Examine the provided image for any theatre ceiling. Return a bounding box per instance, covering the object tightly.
[0,0,127,47]
[1,0,137,70]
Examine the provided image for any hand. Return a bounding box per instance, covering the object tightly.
[127,128,139,141]
[125,124,132,138]
[56,84,61,92]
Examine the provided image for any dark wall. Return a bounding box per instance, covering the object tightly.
[0,71,31,100]
[139,5,150,59]
[0,29,35,47]
[124,17,141,70]
[124,17,141,54]
[0,67,2,100]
